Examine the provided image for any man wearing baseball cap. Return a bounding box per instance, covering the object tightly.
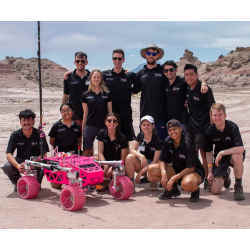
[134,44,167,141]
[147,119,204,202]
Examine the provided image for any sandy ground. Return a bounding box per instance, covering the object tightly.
[1,86,250,229]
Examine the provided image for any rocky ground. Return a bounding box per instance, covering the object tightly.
[1,85,250,229]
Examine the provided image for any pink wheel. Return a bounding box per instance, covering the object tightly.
[17,176,40,199]
[109,176,134,200]
[60,185,86,211]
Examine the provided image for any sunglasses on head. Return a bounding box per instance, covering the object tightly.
[107,119,118,123]
[146,51,158,56]
[163,68,175,73]
[75,60,86,64]
[112,57,123,61]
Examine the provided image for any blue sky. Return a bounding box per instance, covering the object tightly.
[1,1,250,71]
[1,21,250,71]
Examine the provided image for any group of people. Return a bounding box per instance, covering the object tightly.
[1,44,246,203]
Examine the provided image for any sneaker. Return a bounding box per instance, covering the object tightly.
[204,178,211,191]
[140,176,150,184]
[158,186,181,200]
[189,188,200,202]
[234,184,245,201]
[224,168,231,189]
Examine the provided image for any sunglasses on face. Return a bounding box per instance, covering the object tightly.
[112,57,123,61]
[75,60,86,64]
[146,51,158,56]
[107,119,118,124]
[163,68,175,73]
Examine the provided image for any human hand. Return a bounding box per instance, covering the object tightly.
[161,174,168,189]
[201,82,208,94]
[167,176,176,191]
[18,163,25,173]
[207,172,214,184]
[135,173,141,184]
[215,151,224,167]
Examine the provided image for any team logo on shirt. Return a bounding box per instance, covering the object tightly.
[70,81,79,85]
[73,128,80,132]
[225,136,232,142]
[141,74,148,79]
[58,128,66,132]
[17,142,25,146]
[31,141,38,146]
[150,147,156,151]
[85,80,90,86]
[121,78,127,83]
[154,73,162,77]
[193,96,200,101]
[86,95,95,100]
[106,77,113,81]
[172,87,180,92]
[213,138,221,142]
[179,154,186,159]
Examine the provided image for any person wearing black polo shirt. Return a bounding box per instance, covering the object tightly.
[162,60,208,124]
[63,51,90,127]
[125,115,162,185]
[1,109,49,192]
[205,103,245,200]
[97,113,129,180]
[82,69,112,156]
[48,103,81,154]
[148,119,204,202]
[102,49,137,142]
[134,44,167,141]
[184,64,215,189]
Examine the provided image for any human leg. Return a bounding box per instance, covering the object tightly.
[2,161,21,190]
[83,126,99,156]
[125,153,141,181]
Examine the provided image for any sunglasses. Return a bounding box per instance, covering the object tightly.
[107,119,118,124]
[163,68,175,73]
[75,60,86,64]
[112,57,123,61]
[146,51,158,56]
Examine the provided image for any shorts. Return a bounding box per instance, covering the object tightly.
[189,131,206,151]
[120,118,135,141]
[212,151,246,177]
[83,126,102,150]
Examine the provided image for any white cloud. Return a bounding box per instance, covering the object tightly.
[46,33,101,49]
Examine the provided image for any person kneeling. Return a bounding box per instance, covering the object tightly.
[148,119,205,202]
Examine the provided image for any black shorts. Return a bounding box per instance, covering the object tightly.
[189,132,206,151]
[212,151,246,177]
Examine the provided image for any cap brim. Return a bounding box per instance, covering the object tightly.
[140,47,164,60]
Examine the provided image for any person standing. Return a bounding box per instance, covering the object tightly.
[205,103,245,200]
[135,44,167,141]
[63,51,90,127]
[102,49,137,142]
[81,69,112,156]
[184,64,215,188]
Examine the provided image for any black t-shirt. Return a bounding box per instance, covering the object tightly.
[48,120,81,153]
[97,128,128,160]
[102,69,137,119]
[63,69,90,118]
[136,132,162,161]
[205,120,244,156]
[135,64,166,122]
[81,90,112,128]
[164,76,188,123]
[186,81,215,132]
[6,128,49,163]
[160,134,203,174]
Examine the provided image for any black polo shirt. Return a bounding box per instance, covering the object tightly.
[64,69,90,119]
[160,134,203,174]
[6,128,49,163]
[136,132,162,161]
[186,81,215,133]
[48,120,81,153]
[81,90,112,128]
[97,128,128,160]
[102,69,137,119]
[135,64,166,123]
[205,120,244,156]
[164,76,187,123]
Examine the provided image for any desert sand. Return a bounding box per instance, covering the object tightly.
[1,85,250,229]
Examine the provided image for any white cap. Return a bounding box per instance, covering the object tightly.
[140,115,154,124]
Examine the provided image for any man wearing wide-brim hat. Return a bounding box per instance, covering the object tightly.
[134,44,167,141]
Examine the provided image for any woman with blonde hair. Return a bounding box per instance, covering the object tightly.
[81,69,112,156]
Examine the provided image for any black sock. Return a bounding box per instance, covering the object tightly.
[235,178,242,186]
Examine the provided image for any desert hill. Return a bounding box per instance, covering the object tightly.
[1,46,250,88]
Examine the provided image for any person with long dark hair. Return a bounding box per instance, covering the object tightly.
[97,112,129,178]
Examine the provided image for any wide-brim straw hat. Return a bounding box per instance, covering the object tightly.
[140,44,164,60]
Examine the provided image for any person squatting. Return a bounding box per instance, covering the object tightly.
[1,44,246,203]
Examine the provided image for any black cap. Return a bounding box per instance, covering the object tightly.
[167,119,182,129]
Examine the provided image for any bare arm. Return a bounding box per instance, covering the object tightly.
[121,148,129,162]
[152,150,161,164]
[49,137,55,148]
[107,101,112,113]
[62,94,69,104]
[97,141,106,161]
[82,103,88,132]
[6,153,20,170]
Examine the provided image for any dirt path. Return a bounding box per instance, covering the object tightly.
[1,87,250,229]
